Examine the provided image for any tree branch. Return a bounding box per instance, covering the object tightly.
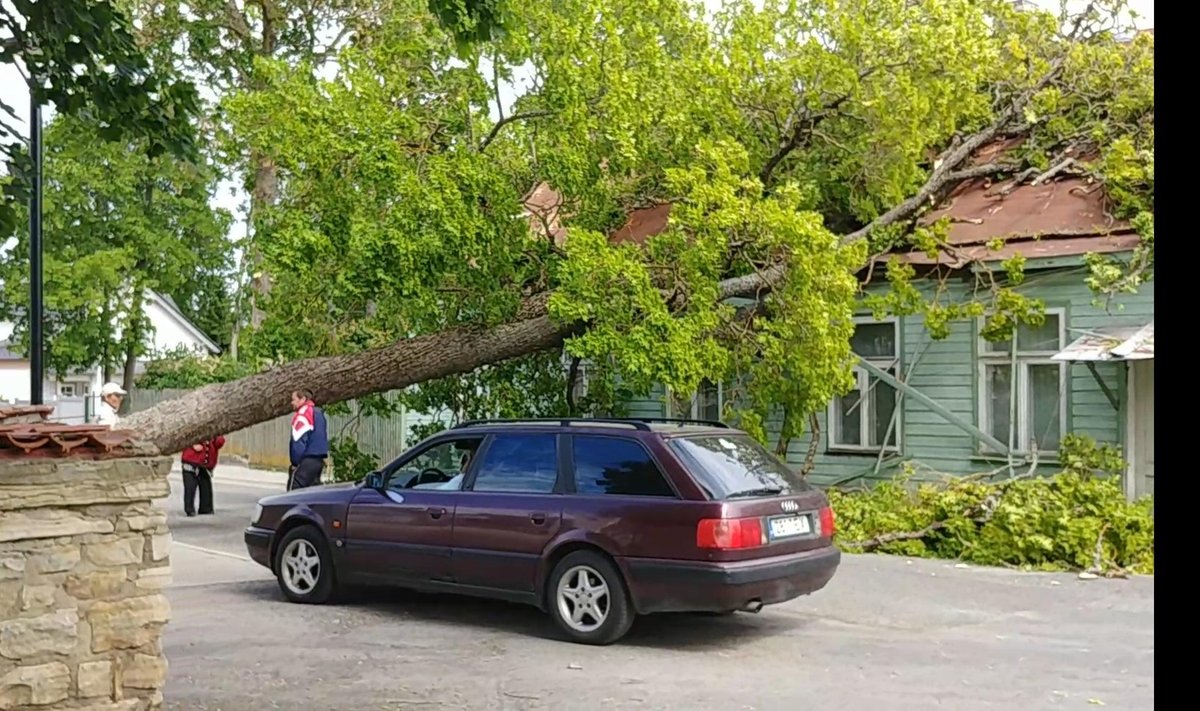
[311,24,353,64]
[222,0,254,42]
[478,110,553,152]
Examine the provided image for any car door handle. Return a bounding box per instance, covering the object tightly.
[426,507,446,520]
[529,512,547,525]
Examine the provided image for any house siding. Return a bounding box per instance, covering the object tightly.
[622,265,1153,489]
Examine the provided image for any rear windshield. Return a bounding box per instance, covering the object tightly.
[668,434,809,500]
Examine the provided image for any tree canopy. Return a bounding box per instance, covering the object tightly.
[124,0,1153,453]
[0,114,234,387]
[0,0,201,235]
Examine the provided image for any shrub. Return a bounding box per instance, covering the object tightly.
[829,447,1154,575]
[328,436,380,483]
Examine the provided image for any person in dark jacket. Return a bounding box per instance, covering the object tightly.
[288,389,328,490]
[181,436,225,517]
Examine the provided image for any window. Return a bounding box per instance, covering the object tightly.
[978,310,1067,454]
[669,434,810,500]
[669,379,724,421]
[385,437,483,491]
[572,436,675,497]
[58,383,76,398]
[471,434,559,494]
[829,319,900,452]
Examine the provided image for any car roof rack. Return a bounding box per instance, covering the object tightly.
[454,418,652,431]
[452,417,731,431]
[632,417,730,429]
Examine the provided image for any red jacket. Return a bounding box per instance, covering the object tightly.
[181,436,226,470]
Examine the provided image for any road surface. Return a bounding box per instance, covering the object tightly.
[161,465,1154,711]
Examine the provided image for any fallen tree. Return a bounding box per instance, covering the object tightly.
[122,0,1152,453]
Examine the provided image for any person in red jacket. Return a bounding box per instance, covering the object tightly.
[181,436,225,517]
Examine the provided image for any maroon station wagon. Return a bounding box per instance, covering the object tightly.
[245,418,840,645]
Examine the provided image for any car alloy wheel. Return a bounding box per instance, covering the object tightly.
[281,538,321,596]
[555,564,610,633]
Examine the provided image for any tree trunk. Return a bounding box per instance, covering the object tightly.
[248,150,279,329]
[123,309,574,453]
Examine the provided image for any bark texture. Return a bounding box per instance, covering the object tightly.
[124,309,571,453]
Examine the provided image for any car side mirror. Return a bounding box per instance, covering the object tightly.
[363,471,384,490]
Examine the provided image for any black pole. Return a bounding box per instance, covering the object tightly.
[29,95,43,406]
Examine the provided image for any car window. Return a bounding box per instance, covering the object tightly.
[668,434,810,500]
[572,436,675,497]
[471,434,559,494]
[385,437,482,491]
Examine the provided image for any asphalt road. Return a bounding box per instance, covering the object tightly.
[159,468,1155,711]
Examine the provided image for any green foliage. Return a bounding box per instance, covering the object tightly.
[329,435,381,483]
[829,439,1154,574]
[1058,433,1127,478]
[137,350,259,390]
[1,0,200,235]
[0,115,233,381]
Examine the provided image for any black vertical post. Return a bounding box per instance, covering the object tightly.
[29,95,43,406]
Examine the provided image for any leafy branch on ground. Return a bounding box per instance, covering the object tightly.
[828,436,1153,575]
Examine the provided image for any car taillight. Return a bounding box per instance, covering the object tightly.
[819,506,836,537]
[696,517,765,550]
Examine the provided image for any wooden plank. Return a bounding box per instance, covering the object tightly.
[856,359,1011,454]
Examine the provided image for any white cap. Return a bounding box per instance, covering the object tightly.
[100,382,127,397]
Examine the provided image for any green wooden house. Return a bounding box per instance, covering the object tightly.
[550,180,1153,500]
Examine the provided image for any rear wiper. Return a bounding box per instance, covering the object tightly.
[726,487,784,499]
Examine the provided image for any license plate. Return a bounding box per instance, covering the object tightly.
[768,514,812,539]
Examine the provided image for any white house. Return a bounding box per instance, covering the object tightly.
[0,290,219,421]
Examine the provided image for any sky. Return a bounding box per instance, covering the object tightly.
[0,0,1156,259]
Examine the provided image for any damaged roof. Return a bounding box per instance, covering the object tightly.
[1052,321,1154,362]
[521,183,673,247]
[877,139,1142,269]
[524,137,1144,270]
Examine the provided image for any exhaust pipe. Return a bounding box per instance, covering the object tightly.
[740,599,764,614]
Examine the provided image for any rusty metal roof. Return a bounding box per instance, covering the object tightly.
[521,183,673,247]
[920,176,1128,245]
[611,203,672,245]
[879,232,1141,268]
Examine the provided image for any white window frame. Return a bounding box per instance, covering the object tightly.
[58,383,76,398]
[666,379,725,421]
[828,316,902,453]
[976,308,1069,456]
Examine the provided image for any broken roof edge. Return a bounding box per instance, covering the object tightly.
[1052,321,1154,362]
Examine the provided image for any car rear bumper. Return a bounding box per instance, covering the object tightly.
[244,526,274,569]
[621,546,841,614]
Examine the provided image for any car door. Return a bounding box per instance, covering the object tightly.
[342,435,483,585]
[450,432,565,594]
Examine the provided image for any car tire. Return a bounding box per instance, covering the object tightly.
[274,525,337,604]
[547,550,635,645]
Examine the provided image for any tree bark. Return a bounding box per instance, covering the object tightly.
[123,308,574,453]
[120,279,147,393]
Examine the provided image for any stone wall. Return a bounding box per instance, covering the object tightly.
[0,454,172,711]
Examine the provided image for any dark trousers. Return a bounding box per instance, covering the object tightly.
[288,457,325,490]
[182,464,214,515]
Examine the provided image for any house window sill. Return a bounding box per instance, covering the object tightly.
[971,452,1058,464]
[826,446,901,457]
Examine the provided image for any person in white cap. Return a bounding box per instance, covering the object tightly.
[97,382,127,427]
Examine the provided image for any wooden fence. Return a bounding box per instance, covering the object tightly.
[128,389,448,470]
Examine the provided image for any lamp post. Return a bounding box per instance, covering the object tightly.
[29,92,43,406]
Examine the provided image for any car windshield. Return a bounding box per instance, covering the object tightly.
[668,434,809,500]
